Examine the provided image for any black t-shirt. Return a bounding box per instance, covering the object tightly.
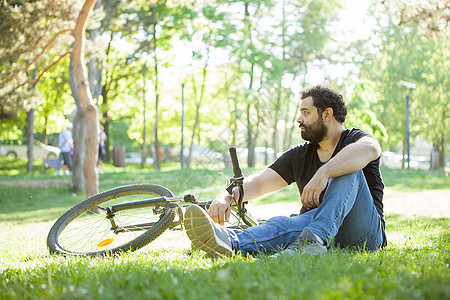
[269,128,385,233]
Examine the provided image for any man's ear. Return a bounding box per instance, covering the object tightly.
[323,107,334,122]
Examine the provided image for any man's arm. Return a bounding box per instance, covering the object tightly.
[302,135,381,209]
[208,168,288,225]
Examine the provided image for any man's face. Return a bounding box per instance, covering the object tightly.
[296,96,327,143]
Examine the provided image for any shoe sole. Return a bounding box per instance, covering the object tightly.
[184,205,233,258]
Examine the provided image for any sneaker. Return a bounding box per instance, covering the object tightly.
[184,204,234,258]
[274,227,327,257]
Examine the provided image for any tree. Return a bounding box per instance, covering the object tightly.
[207,0,274,166]
[0,0,75,172]
[0,1,74,114]
[0,0,101,188]
[380,0,449,36]
[98,0,130,162]
[377,0,449,169]
[36,59,73,145]
[121,1,196,169]
[70,0,105,191]
[415,36,448,168]
[263,0,341,154]
[355,12,448,168]
[72,0,100,197]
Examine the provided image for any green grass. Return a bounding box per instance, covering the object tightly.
[1,215,448,299]
[0,158,449,299]
[382,167,450,191]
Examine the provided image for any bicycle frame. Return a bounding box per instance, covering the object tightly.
[101,193,259,234]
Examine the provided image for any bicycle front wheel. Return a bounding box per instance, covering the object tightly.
[47,184,176,256]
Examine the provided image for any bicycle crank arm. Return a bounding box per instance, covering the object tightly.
[113,222,157,233]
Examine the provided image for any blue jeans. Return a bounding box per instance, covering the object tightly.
[228,170,384,256]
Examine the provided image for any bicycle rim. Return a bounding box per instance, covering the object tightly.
[47,184,176,256]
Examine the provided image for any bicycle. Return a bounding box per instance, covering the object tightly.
[47,147,261,256]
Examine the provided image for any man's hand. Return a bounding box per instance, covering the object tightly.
[301,168,329,209]
[207,188,239,225]
[208,168,288,224]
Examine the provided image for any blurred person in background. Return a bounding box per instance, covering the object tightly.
[56,124,73,175]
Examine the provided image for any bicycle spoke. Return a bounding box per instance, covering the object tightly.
[59,205,163,252]
[49,184,176,255]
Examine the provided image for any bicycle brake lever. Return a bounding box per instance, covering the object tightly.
[225,175,243,195]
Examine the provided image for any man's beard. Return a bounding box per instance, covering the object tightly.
[300,117,327,143]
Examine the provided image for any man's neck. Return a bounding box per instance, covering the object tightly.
[317,123,344,153]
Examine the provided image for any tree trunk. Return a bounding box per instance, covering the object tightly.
[439,135,445,169]
[73,109,87,190]
[284,100,300,150]
[271,90,281,155]
[401,137,406,169]
[26,108,34,173]
[232,97,237,146]
[72,0,99,198]
[188,49,209,168]
[243,3,257,168]
[69,54,85,191]
[101,89,110,162]
[26,65,38,173]
[101,33,114,163]
[247,102,256,167]
[152,24,160,170]
[141,66,147,169]
[87,0,103,107]
[42,114,48,145]
[100,75,110,163]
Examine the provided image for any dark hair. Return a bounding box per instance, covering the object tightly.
[301,85,348,123]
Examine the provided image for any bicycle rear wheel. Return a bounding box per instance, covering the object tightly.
[47,184,176,256]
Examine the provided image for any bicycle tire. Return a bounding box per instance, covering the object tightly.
[47,184,176,256]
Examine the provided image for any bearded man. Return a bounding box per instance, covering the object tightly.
[184,85,386,257]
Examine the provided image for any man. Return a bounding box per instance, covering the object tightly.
[57,124,73,175]
[184,85,386,257]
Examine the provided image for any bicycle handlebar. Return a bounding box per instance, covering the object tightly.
[228,147,242,178]
[224,147,253,227]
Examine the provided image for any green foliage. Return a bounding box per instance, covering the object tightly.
[379,0,448,36]
[354,15,449,154]
[0,0,75,118]
[1,0,446,162]
[108,119,139,151]
[345,106,388,144]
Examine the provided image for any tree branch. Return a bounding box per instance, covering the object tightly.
[23,28,73,73]
[30,50,72,87]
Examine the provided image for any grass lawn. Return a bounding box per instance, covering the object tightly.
[0,158,449,299]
